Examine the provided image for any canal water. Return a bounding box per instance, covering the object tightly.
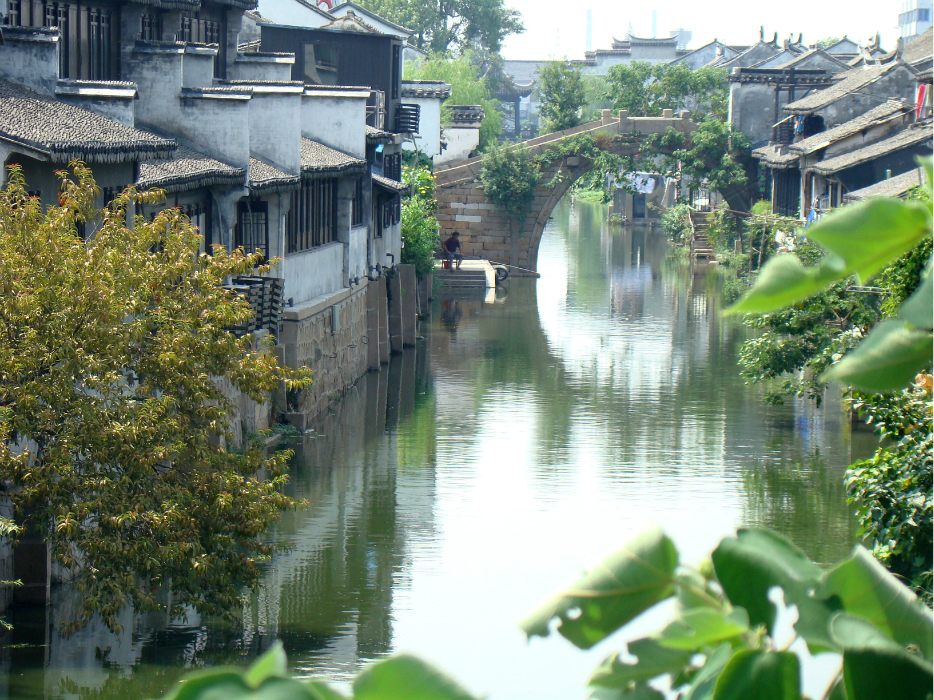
[2,198,877,699]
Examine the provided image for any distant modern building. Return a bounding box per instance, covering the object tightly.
[899,0,933,41]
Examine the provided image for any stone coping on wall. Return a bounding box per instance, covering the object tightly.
[281,275,369,322]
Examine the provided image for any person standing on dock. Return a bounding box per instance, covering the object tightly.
[444,232,463,269]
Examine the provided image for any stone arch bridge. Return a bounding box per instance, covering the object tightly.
[434,110,696,274]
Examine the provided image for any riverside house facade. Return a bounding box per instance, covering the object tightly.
[0,0,422,423]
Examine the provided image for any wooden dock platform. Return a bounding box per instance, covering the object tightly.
[435,260,495,289]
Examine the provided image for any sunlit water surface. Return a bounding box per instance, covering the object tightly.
[2,199,877,700]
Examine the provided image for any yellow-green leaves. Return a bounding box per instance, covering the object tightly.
[521,528,678,649]
[0,162,311,633]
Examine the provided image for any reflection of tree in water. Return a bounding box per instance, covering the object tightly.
[741,451,856,566]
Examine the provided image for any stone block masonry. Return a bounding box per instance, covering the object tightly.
[279,284,370,419]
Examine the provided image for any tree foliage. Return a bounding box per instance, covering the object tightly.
[358,0,523,54]
[479,141,540,224]
[847,386,932,602]
[401,165,440,278]
[0,163,310,633]
[535,60,586,133]
[604,61,728,121]
[404,51,502,149]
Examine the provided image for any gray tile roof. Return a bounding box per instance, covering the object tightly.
[365,124,393,143]
[901,26,934,66]
[0,79,176,163]
[372,173,408,193]
[783,63,899,114]
[137,145,244,193]
[503,60,546,84]
[787,100,910,154]
[401,80,452,99]
[249,157,300,192]
[300,137,367,176]
[808,124,933,175]
[844,168,922,201]
[751,144,800,169]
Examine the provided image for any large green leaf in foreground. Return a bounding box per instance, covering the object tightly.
[521,528,678,649]
[711,529,837,651]
[831,614,933,700]
[820,318,932,393]
[353,655,480,700]
[819,547,934,661]
[713,650,802,700]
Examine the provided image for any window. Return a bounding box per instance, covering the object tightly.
[303,43,338,85]
[182,199,212,249]
[140,13,162,41]
[391,44,400,100]
[352,175,366,227]
[178,10,226,78]
[285,178,337,253]
[236,200,269,259]
[384,153,402,182]
[373,192,400,238]
[5,0,119,80]
[920,8,931,20]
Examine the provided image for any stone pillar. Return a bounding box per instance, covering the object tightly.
[365,281,381,371]
[378,277,390,363]
[388,271,403,354]
[417,272,432,316]
[398,264,417,347]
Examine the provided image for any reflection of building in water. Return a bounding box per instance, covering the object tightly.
[3,353,436,697]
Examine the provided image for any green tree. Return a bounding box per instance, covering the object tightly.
[603,62,755,211]
[816,37,841,49]
[535,60,586,133]
[359,0,523,54]
[604,61,727,120]
[0,163,310,633]
[404,51,502,149]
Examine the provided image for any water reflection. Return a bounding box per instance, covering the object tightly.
[1,198,877,700]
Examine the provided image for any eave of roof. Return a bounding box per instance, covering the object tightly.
[372,173,408,193]
[137,144,244,193]
[844,168,922,201]
[249,157,300,192]
[751,144,800,169]
[401,80,452,99]
[300,137,367,176]
[807,124,933,175]
[0,79,176,163]
[365,124,393,144]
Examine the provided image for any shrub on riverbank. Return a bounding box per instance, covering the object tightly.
[401,165,440,278]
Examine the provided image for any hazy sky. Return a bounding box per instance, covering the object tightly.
[500,0,904,61]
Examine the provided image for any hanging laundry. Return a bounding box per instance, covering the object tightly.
[625,172,656,194]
